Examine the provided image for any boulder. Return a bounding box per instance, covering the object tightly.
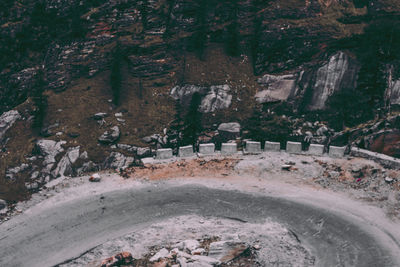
[52,146,80,177]
[0,199,6,210]
[218,122,241,140]
[170,85,206,103]
[150,248,170,262]
[98,126,120,144]
[170,84,232,113]
[93,112,108,120]
[77,161,98,174]
[385,66,400,106]
[386,79,400,105]
[199,85,232,113]
[208,241,248,263]
[255,73,298,103]
[103,152,134,170]
[137,147,152,158]
[0,110,20,142]
[117,144,138,153]
[36,139,67,166]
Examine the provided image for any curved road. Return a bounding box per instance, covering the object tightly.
[0,184,399,267]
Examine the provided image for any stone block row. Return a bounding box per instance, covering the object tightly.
[155,142,347,160]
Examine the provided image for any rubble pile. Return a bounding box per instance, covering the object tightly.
[99,238,258,267]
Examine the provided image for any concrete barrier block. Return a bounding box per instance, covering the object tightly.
[264,141,281,152]
[245,141,262,154]
[178,145,195,157]
[308,144,324,156]
[329,146,346,157]
[221,143,237,155]
[286,141,302,154]
[156,148,173,159]
[199,143,215,155]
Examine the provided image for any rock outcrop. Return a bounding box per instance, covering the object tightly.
[217,122,241,141]
[386,72,400,106]
[170,84,232,113]
[52,146,80,178]
[0,110,20,142]
[255,73,300,103]
[35,139,66,174]
[98,126,120,144]
[103,152,134,170]
[307,52,359,110]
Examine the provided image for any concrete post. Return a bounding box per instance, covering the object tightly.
[245,141,262,154]
[178,145,195,157]
[221,143,237,155]
[329,146,346,157]
[264,141,281,152]
[308,144,324,156]
[199,143,215,155]
[156,148,173,159]
[286,141,302,154]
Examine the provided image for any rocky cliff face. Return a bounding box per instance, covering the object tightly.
[307,51,360,110]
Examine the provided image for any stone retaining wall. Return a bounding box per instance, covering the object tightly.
[350,147,400,169]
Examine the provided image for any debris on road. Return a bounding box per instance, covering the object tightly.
[89,173,101,182]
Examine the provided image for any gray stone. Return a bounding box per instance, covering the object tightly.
[388,80,400,105]
[308,144,324,156]
[199,85,232,113]
[386,66,400,105]
[218,122,241,140]
[36,140,66,168]
[92,112,108,120]
[208,241,248,263]
[78,161,98,174]
[149,248,169,262]
[264,141,281,152]
[0,110,20,142]
[5,163,29,180]
[170,84,205,102]
[25,182,39,190]
[98,126,120,144]
[179,145,195,157]
[191,255,220,266]
[170,84,232,113]
[141,135,154,143]
[156,148,173,159]
[103,152,134,170]
[286,141,302,154]
[256,73,298,103]
[316,126,329,136]
[52,146,80,177]
[221,143,237,155]
[30,171,40,180]
[79,151,88,160]
[0,199,6,210]
[199,143,215,155]
[329,146,346,157]
[137,147,151,158]
[245,141,262,154]
[308,52,359,110]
